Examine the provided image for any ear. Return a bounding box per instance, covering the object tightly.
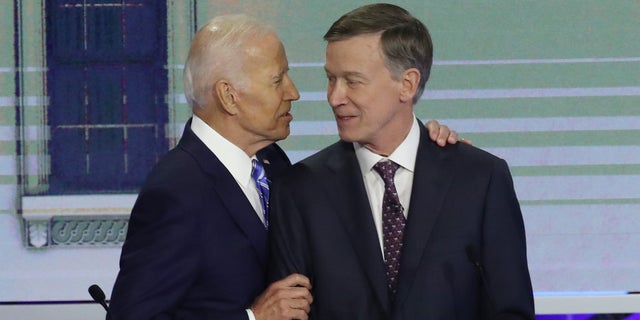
[215,80,239,115]
[399,68,420,103]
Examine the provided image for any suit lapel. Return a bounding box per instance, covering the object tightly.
[211,168,269,267]
[178,120,269,267]
[321,141,392,315]
[394,125,456,308]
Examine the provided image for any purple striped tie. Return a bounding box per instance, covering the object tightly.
[251,159,270,228]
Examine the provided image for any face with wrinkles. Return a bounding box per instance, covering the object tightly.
[324,33,414,154]
[234,33,300,144]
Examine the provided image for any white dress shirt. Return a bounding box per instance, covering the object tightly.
[190,115,266,226]
[355,117,420,257]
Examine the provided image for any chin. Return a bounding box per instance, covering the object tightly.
[272,128,290,141]
[338,131,357,143]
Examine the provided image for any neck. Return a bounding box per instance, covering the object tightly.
[364,114,414,157]
[193,109,271,157]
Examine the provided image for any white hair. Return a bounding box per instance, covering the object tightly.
[183,15,276,110]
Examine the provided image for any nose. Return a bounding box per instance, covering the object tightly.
[327,80,346,108]
[284,75,300,101]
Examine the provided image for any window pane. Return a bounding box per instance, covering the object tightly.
[49,128,87,191]
[49,66,86,126]
[46,0,167,194]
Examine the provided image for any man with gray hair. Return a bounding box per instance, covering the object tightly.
[109,15,311,320]
[109,13,459,320]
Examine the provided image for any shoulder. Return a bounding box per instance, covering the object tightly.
[144,146,207,187]
[419,135,510,180]
[258,143,290,164]
[276,140,350,185]
[454,142,504,167]
[414,122,505,172]
[295,140,350,170]
[257,143,291,177]
[301,140,351,166]
[134,142,225,216]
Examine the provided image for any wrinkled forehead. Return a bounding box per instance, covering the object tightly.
[240,34,289,78]
[325,33,384,69]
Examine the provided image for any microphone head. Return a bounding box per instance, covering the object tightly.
[88,284,106,302]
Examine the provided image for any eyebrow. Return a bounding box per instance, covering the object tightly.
[272,67,290,80]
[326,70,368,82]
[324,68,366,79]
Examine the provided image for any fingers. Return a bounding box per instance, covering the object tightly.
[267,297,310,320]
[269,274,313,305]
[425,119,452,146]
[254,298,309,320]
[458,137,472,145]
[288,296,312,313]
[251,274,313,320]
[425,119,441,144]
[278,273,311,290]
[446,129,459,145]
[267,281,313,303]
[426,119,471,146]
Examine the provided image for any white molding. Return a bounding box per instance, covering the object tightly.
[535,294,640,314]
[22,194,136,219]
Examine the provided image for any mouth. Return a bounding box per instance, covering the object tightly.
[335,114,356,122]
[281,111,293,120]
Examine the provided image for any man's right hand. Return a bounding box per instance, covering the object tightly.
[251,273,313,320]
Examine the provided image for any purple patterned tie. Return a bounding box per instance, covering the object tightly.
[373,160,406,298]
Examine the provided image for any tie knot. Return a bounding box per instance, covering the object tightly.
[373,160,400,186]
[251,159,266,181]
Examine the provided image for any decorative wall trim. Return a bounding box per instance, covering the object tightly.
[24,215,129,248]
[21,194,136,248]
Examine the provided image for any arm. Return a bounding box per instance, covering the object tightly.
[109,186,203,320]
[482,160,535,320]
[263,175,315,320]
[267,176,311,283]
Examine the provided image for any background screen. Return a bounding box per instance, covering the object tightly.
[1,0,639,315]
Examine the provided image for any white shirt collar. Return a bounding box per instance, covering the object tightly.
[190,115,254,186]
[355,116,420,173]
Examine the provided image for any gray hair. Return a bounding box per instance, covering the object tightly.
[183,15,276,109]
[324,3,433,104]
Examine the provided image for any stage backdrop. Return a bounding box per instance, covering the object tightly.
[1,0,639,317]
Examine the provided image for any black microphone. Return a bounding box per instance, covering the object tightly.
[466,245,497,318]
[88,284,110,313]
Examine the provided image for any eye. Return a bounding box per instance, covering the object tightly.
[346,78,362,86]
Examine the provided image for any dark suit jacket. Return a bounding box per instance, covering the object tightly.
[268,123,534,320]
[109,118,290,320]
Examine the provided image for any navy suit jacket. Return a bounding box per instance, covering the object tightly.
[268,123,534,320]
[109,119,290,320]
